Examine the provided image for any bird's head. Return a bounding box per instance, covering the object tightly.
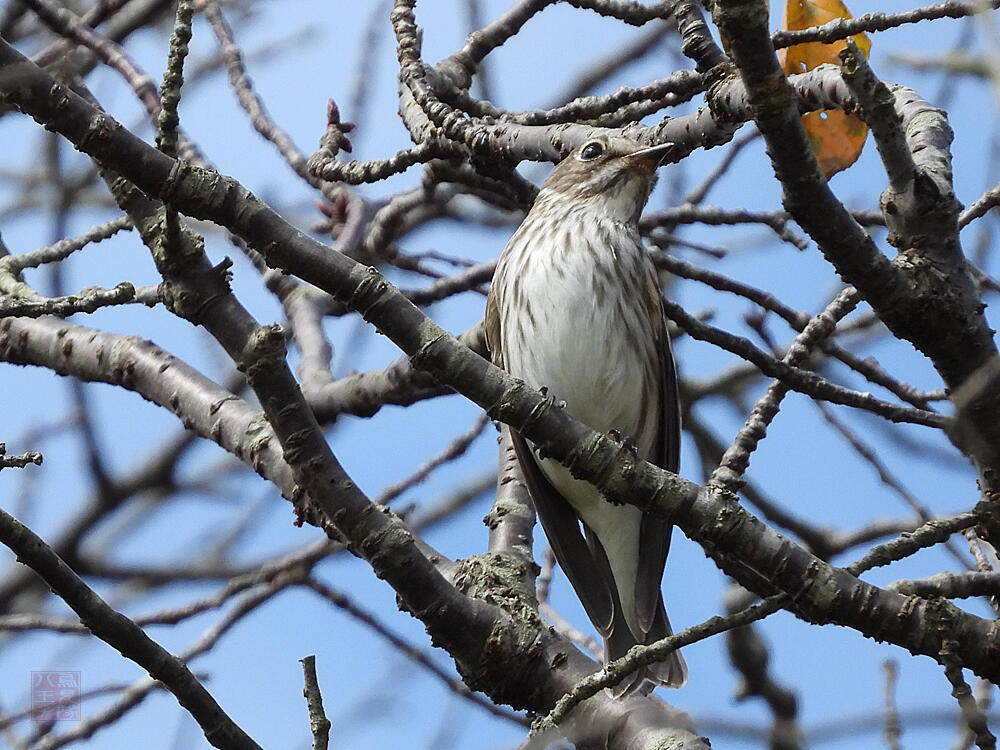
[538,137,677,223]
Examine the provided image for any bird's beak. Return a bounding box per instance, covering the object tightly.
[627,142,677,173]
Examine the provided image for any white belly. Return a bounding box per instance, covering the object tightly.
[498,218,661,637]
[500,220,660,455]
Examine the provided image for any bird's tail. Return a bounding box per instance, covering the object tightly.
[605,602,688,697]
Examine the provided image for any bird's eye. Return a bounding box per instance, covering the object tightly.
[579,141,604,161]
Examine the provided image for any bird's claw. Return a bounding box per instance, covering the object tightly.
[608,429,639,456]
[531,388,568,463]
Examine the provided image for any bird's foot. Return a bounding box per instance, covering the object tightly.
[531,387,567,462]
[536,385,567,409]
[607,429,639,456]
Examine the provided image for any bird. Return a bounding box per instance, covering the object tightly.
[485,136,687,694]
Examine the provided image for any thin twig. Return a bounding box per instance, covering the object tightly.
[0,443,43,471]
[305,578,528,727]
[532,595,787,737]
[883,660,903,750]
[374,413,490,504]
[300,656,332,750]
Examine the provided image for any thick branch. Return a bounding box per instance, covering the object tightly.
[0,315,297,497]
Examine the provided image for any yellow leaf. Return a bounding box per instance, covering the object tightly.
[778,0,871,178]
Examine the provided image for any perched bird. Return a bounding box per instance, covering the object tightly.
[485,136,686,694]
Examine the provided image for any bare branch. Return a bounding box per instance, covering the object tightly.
[299,656,332,750]
[0,443,42,471]
[0,507,262,750]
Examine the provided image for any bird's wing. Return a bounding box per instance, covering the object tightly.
[484,286,503,367]
[635,271,681,634]
[650,273,682,475]
[510,433,615,636]
[631,271,689,689]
